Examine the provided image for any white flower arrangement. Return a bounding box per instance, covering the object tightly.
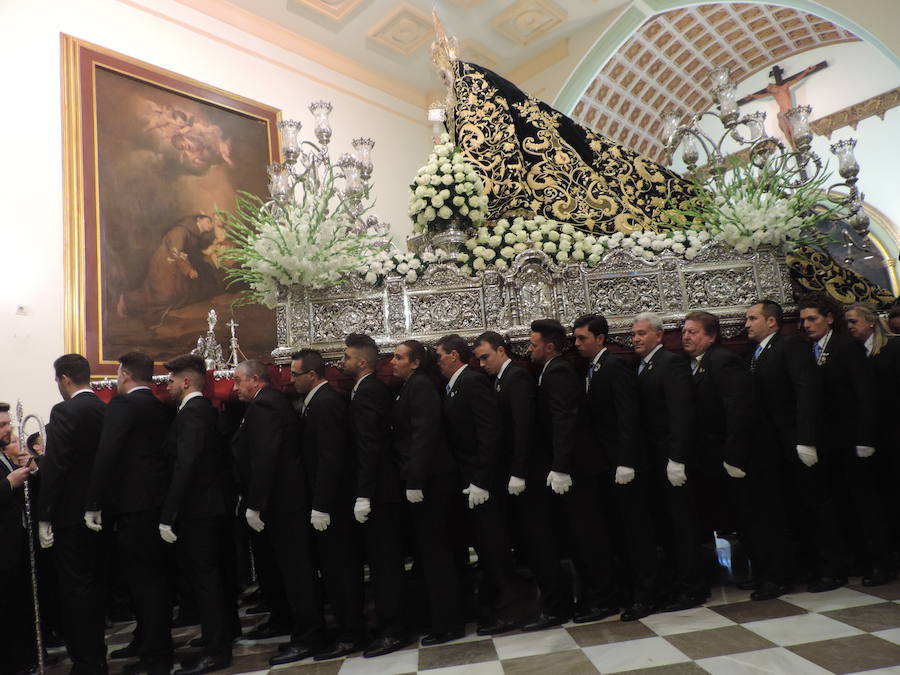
[361,247,453,286]
[409,133,489,233]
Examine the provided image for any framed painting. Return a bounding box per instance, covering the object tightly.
[61,35,280,378]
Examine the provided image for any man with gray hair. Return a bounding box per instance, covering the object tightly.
[631,312,706,612]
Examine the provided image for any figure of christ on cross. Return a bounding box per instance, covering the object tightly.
[738,61,828,149]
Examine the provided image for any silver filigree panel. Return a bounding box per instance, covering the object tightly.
[312,299,384,342]
[408,291,484,333]
[684,266,757,308]
[588,275,662,316]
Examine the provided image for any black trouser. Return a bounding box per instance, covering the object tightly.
[248,525,291,630]
[177,516,234,660]
[611,471,658,606]
[54,524,108,674]
[314,504,365,644]
[508,475,572,617]
[266,510,325,646]
[117,509,173,666]
[408,476,462,634]
[650,459,707,597]
[364,501,407,639]
[733,462,793,586]
[459,483,521,623]
[556,474,615,608]
[0,555,37,675]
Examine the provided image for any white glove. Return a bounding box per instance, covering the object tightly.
[546,471,572,495]
[797,444,818,468]
[615,466,635,485]
[84,510,103,532]
[507,476,526,496]
[158,524,177,543]
[354,497,371,524]
[723,462,747,479]
[463,483,489,509]
[666,459,687,487]
[856,445,876,458]
[406,489,424,503]
[245,508,265,533]
[310,510,331,532]
[38,521,54,548]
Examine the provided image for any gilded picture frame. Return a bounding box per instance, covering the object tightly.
[61,35,281,378]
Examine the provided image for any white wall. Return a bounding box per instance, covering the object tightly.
[0,0,431,419]
[671,41,900,242]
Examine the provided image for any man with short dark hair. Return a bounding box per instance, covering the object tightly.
[631,313,705,611]
[85,351,175,675]
[528,319,617,623]
[38,354,108,675]
[473,332,573,630]
[291,349,365,660]
[572,314,657,621]
[161,354,235,675]
[232,359,325,665]
[798,294,892,589]
[435,333,522,635]
[342,334,409,658]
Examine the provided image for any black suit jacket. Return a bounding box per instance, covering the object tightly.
[817,331,877,449]
[86,388,174,515]
[232,386,307,515]
[871,337,900,451]
[160,395,231,525]
[636,347,694,464]
[536,356,583,476]
[443,366,502,489]
[691,344,755,471]
[0,455,26,571]
[586,350,641,471]
[38,390,107,526]
[751,332,820,449]
[300,383,352,515]
[391,370,456,490]
[350,374,400,504]
[494,362,546,480]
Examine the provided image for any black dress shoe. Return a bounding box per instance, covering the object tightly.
[476,619,519,636]
[122,660,173,675]
[242,622,290,641]
[363,636,411,658]
[269,644,318,665]
[520,613,569,632]
[573,605,619,624]
[620,602,655,622]
[420,628,465,646]
[109,642,140,660]
[173,655,230,675]
[862,569,898,587]
[807,576,847,593]
[750,581,791,601]
[660,593,705,613]
[244,603,269,615]
[313,640,365,661]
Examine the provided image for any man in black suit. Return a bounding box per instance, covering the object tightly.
[232,360,324,665]
[1,416,39,675]
[473,332,573,630]
[799,294,893,588]
[291,349,365,660]
[572,315,658,621]
[159,355,235,675]
[390,340,462,646]
[631,313,705,611]
[683,311,792,601]
[84,352,174,675]
[528,319,616,623]
[435,333,522,635]
[341,334,409,658]
[38,354,108,675]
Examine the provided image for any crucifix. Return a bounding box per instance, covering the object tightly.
[738,61,828,149]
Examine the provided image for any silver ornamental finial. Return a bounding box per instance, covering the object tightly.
[207,309,218,332]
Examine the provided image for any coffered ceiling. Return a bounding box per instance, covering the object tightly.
[571,3,859,163]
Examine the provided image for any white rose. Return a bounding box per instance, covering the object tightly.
[431,196,444,208]
[406,270,418,283]
[457,252,470,263]
[622,238,635,248]
[465,238,477,250]
[442,175,454,186]
[531,231,543,243]
[408,259,421,270]
[396,263,409,274]
[482,249,496,261]
[556,251,569,262]
[685,247,698,260]
[504,232,517,244]
[513,242,527,253]
[438,206,452,219]
[365,271,378,284]
[473,258,486,271]
[562,224,575,235]
[501,246,515,259]
[672,242,685,254]
[460,264,472,276]
[587,253,601,265]
[494,259,508,270]
[488,235,501,248]
[548,231,560,242]
[543,241,557,254]
[572,249,585,261]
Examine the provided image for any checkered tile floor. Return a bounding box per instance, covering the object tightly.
[46,579,900,674]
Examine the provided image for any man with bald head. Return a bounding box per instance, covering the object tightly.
[232,360,325,665]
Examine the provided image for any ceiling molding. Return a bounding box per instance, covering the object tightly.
[507,37,570,84]
[288,0,364,23]
[491,0,568,47]
[172,0,429,109]
[810,87,900,139]
[367,3,434,57]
